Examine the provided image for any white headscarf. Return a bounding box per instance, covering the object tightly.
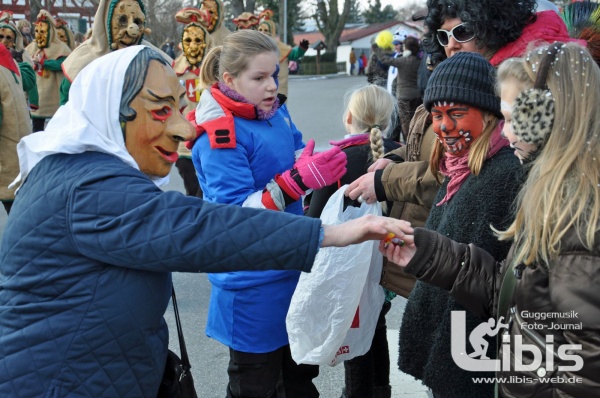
[12,45,169,188]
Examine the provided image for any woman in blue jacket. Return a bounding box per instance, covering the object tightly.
[0,45,409,398]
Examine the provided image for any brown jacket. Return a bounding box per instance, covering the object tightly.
[406,226,600,397]
[379,104,441,297]
[0,60,32,200]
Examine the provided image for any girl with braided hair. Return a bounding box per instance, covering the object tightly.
[305,84,399,398]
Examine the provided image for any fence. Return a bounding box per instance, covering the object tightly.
[297,62,347,75]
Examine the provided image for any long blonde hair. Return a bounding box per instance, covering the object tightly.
[200,29,278,88]
[496,43,600,268]
[343,85,397,162]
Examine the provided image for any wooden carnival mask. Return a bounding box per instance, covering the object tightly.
[124,61,194,177]
[34,20,50,48]
[182,25,207,66]
[109,0,147,50]
[0,27,15,48]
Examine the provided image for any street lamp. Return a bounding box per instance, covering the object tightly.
[283,0,287,44]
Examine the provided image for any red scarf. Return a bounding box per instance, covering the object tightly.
[0,43,19,76]
[436,122,508,206]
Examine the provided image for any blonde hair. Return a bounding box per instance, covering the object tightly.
[16,19,30,30]
[200,29,278,88]
[429,113,501,180]
[343,85,397,162]
[496,43,600,268]
[495,57,533,96]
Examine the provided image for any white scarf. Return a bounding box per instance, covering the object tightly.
[386,52,400,94]
[11,45,169,189]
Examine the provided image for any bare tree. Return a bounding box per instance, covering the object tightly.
[144,0,187,49]
[313,0,352,55]
[395,0,427,21]
[230,0,258,18]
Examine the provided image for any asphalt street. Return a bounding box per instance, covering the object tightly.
[0,75,429,397]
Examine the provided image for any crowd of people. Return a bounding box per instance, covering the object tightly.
[1,0,599,397]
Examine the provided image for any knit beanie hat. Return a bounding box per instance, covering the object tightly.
[424,52,502,118]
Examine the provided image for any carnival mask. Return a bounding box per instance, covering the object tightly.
[257,23,272,35]
[182,25,206,66]
[56,27,68,45]
[200,0,219,32]
[233,12,259,30]
[0,27,15,48]
[110,0,145,50]
[34,21,49,48]
[125,61,194,178]
[431,102,485,157]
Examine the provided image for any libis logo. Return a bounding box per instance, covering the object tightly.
[450,311,583,373]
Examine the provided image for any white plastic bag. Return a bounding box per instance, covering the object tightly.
[286,185,385,366]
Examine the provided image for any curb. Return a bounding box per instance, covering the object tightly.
[289,72,348,80]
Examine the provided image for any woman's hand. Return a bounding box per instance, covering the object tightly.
[379,237,416,267]
[321,216,413,247]
[345,172,377,204]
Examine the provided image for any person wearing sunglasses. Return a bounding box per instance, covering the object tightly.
[421,0,582,67]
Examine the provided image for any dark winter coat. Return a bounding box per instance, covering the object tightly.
[398,147,523,397]
[405,224,600,398]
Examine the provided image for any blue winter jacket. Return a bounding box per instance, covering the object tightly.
[191,87,305,352]
[0,152,321,397]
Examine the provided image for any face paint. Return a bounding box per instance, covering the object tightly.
[110,0,145,50]
[0,27,15,48]
[125,61,194,177]
[431,101,485,157]
[56,27,68,45]
[272,63,279,89]
[200,0,219,32]
[34,21,49,48]
[182,25,206,66]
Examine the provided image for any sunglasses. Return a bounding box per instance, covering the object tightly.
[436,23,475,46]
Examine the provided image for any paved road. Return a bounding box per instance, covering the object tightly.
[0,75,429,397]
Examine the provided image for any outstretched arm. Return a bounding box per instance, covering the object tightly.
[381,227,501,320]
[323,217,413,247]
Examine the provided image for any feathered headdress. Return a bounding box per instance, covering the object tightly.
[561,0,600,66]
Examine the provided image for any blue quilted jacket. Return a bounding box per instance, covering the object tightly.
[0,152,321,397]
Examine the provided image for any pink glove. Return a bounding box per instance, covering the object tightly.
[279,139,347,198]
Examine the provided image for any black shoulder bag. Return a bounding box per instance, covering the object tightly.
[157,286,198,398]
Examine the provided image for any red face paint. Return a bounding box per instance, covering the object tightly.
[431,102,485,157]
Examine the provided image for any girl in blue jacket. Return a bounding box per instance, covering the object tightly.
[188,29,347,397]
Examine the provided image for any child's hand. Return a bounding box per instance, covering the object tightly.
[379,237,416,267]
[281,139,347,194]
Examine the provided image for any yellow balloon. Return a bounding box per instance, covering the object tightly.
[375,30,394,50]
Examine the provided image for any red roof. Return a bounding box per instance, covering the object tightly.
[293,31,325,46]
[339,21,400,42]
[293,20,424,46]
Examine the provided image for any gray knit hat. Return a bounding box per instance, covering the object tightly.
[424,52,502,118]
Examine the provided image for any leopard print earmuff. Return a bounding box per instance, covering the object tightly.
[511,42,564,151]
